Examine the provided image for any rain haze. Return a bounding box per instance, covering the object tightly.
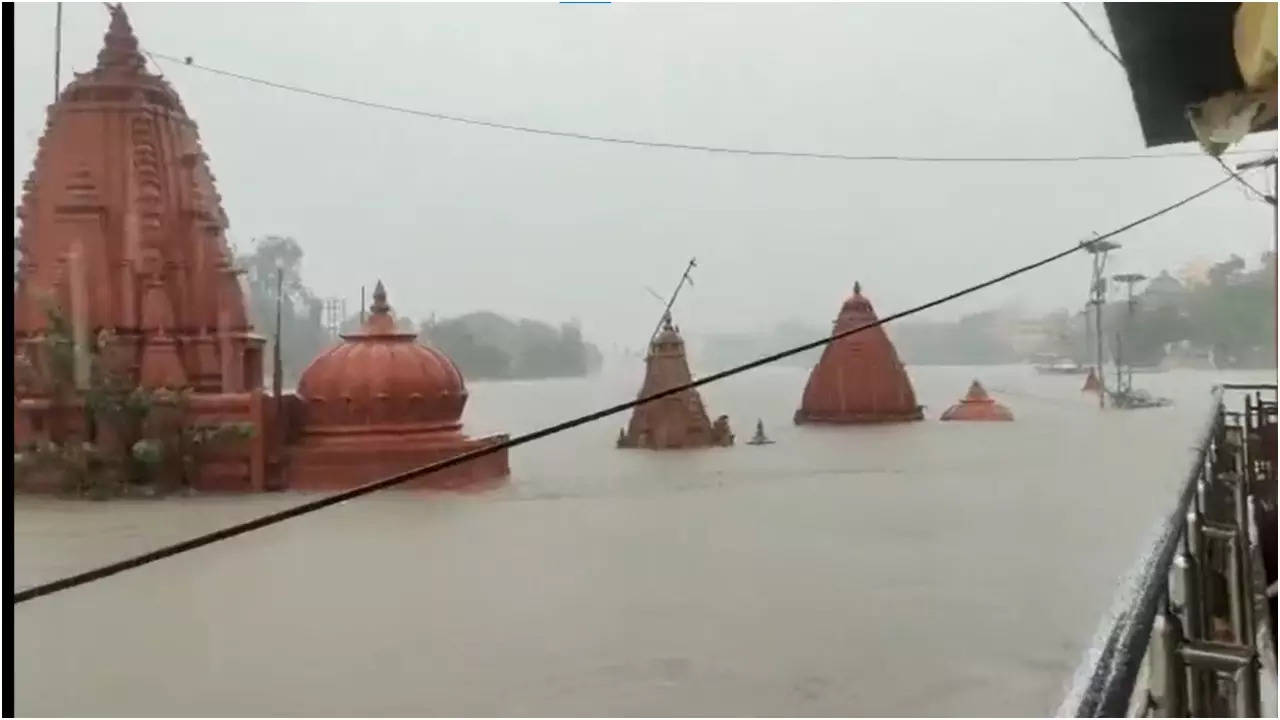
[13,2,1276,350]
[11,3,1278,717]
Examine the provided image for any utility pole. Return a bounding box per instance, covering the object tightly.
[272,267,284,442]
[1236,154,1278,251]
[322,297,345,339]
[1113,272,1147,396]
[648,257,697,348]
[53,3,63,103]
[1086,238,1120,409]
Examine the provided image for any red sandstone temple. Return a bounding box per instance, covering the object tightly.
[289,281,509,489]
[794,282,924,425]
[1082,368,1102,394]
[12,6,508,493]
[939,380,1014,421]
[617,313,733,449]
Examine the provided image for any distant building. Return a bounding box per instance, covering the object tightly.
[1142,270,1187,308]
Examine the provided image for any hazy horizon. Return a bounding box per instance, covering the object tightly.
[13,3,1277,349]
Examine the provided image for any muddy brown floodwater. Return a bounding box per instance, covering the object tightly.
[14,364,1274,716]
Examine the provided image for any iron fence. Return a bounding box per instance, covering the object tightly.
[1074,384,1277,717]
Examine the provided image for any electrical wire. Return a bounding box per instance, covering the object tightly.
[11,174,1235,605]
[1216,156,1278,206]
[1061,2,1125,69]
[145,51,1270,165]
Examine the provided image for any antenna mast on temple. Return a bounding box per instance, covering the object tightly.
[647,257,697,347]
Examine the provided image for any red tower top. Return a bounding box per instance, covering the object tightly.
[794,282,923,425]
[296,282,468,432]
[14,4,259,392]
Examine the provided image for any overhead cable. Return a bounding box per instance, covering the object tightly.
[1061,2,1125,69]
[11,174,1235,605]
[145,52,1271,165]
[1217,156,1278,206]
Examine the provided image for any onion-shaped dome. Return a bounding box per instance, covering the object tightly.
[296,281,467,431]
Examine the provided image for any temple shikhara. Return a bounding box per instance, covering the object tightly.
[13,5,508,493]
[940,380,1014,422]
[794,282,924,425]
[617,313,733,450]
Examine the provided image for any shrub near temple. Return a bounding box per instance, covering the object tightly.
[14,306,254,499]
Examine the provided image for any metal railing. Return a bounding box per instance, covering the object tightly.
[1074,384,1277,717]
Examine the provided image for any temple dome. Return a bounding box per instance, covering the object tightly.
[296,282,467,431]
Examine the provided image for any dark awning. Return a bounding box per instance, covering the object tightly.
[1104,2,1277,147]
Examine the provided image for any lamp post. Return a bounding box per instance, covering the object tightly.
[1085,238,1121,408]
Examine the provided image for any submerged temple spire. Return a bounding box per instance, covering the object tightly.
[794,282,923,425]
[617,313,733,449]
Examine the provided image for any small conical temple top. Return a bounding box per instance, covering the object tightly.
[940,380,1014,421]
[98,3,147,72]
[618,313,733,449]
[795,282,923,424]
[1082,367,1102,393]
[345,279,413,338]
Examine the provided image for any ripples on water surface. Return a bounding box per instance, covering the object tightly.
[14,364,1274,716]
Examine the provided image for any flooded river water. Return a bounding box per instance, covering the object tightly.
[13,364,1274,716]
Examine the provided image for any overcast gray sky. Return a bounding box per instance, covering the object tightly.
[14,2,1277,349]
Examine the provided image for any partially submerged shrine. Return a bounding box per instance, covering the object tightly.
[795,282,924,425]
[1082,368,1102,394]
[289,282,509,489]
[940,380,1014,421]
[617,313,733,449]
[13,6,508,494]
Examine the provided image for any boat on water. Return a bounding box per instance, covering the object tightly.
[746,419,774,445]
[1031,355,1091,375]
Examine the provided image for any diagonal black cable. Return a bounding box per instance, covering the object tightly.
[1216,156,1278,206]
[1061,2,1125,69]
[11,175,1234,605]
[145,51,1269,165]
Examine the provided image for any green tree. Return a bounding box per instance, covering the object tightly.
[235,236,330,386]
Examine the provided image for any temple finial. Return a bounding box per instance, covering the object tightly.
[370,280,390,315]
[661,311,674,330]
[96,4,146,74]
[854,281,862,295]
